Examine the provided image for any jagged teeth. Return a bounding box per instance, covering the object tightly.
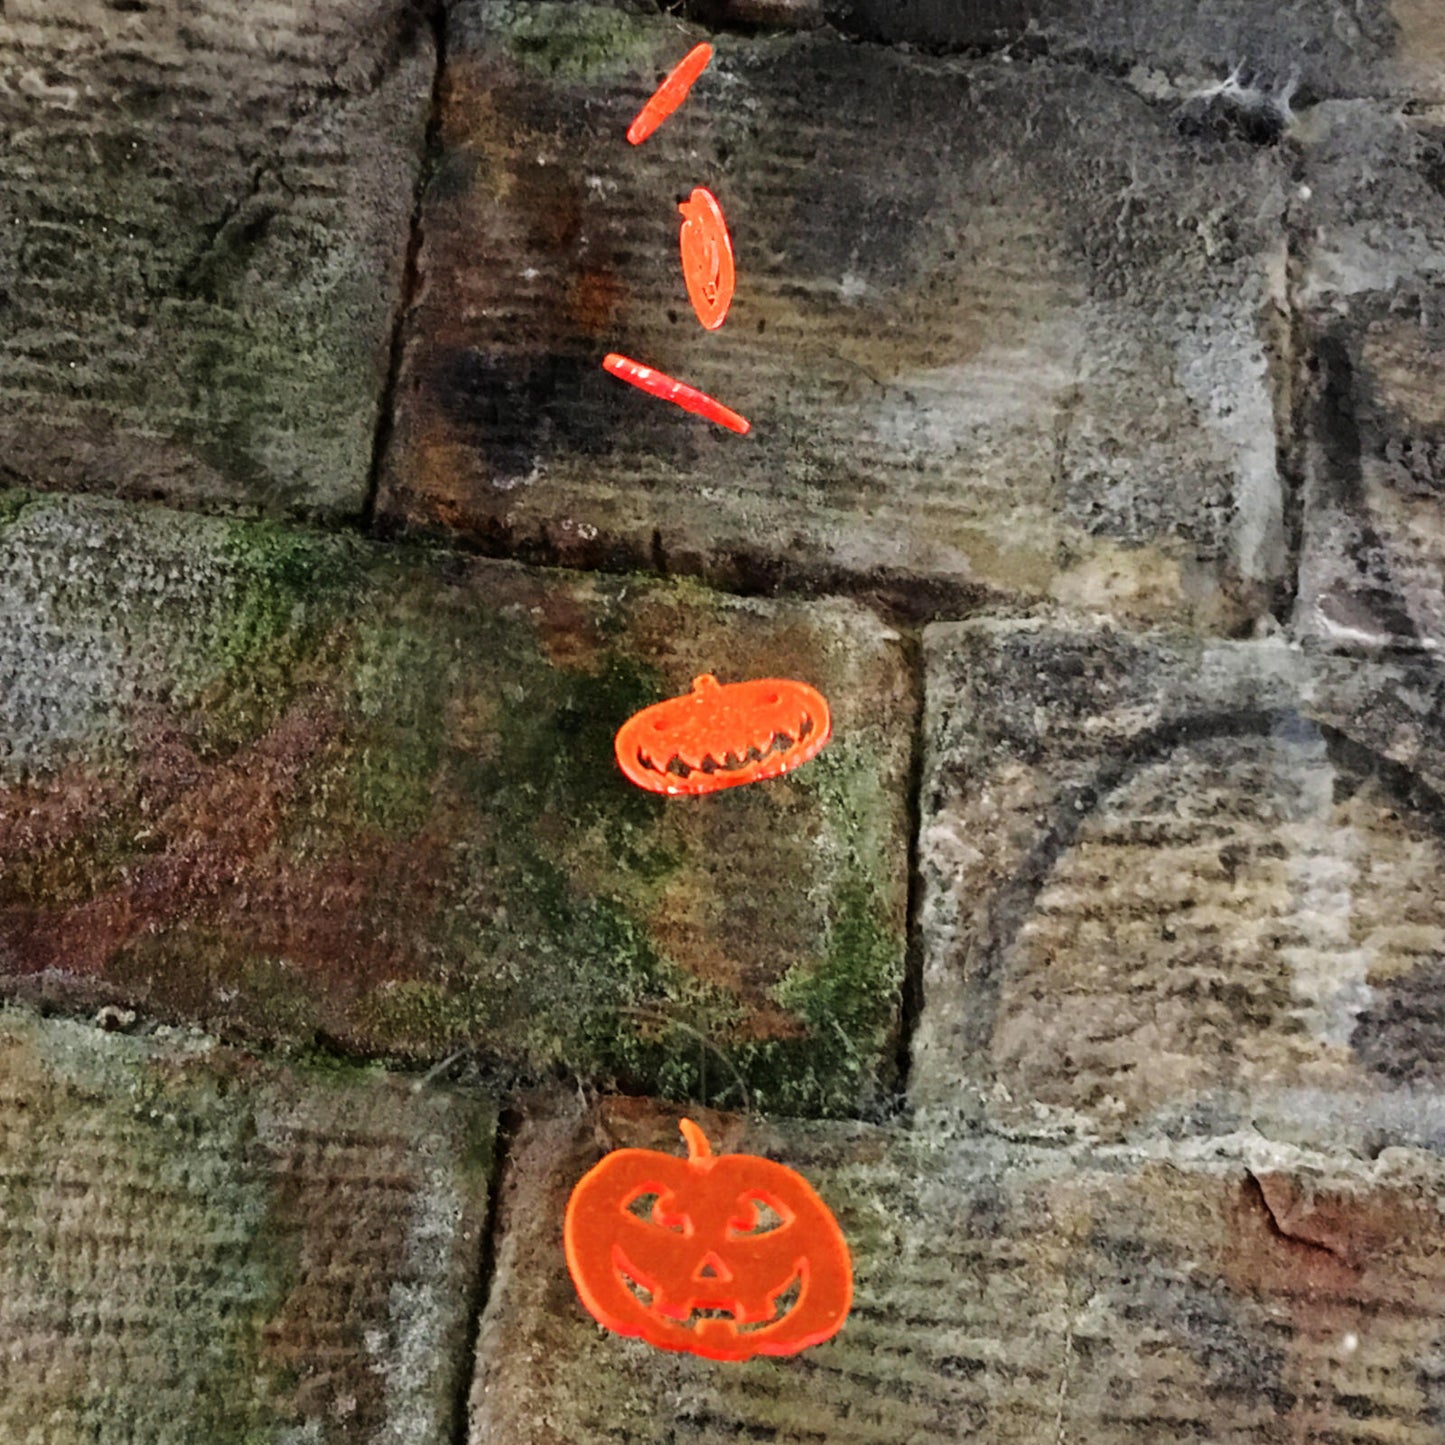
[634,711,823,778]
[637,729,805,778]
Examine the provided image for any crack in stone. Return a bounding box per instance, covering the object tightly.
[1244,1169,1355,1266]
[174,164,276,296]
[363,0,447,529]
[447,1100,523,1445]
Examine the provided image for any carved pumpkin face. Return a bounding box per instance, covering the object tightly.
[614,674,831,795]
[678,187,735,331]
[564,1120,853,1361]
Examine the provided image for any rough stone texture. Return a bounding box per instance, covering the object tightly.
[0,0,432,518]
[1293,101,1445,652]
[825,0,1445,103]
[470,1095,1445,1443]
[378,1,1288,627]
[0,1003,496,1445]
[0,492,912,1115]
[8,0,1445,1429]
[915,620,1445,1150]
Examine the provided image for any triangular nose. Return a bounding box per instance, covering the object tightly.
[692,1251,733,1283]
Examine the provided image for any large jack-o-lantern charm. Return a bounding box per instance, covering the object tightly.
[564,1119,852,1361]
[614,674,831,796]
[678,187,734,331]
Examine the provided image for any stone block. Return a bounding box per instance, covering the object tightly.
[915,620,1445,1150]
[469,1096,1445,1442]
[826,0,1444,104]
[378,1,1287,627]
[0,0,432,517]
[0,1003,495,1444]
[0,492,912,1116]
[1293,102,1445,651]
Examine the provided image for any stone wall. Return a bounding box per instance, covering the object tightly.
[2,0,1444,1439]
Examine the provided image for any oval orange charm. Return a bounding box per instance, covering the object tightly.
[678,187,735,331]
[614,674,831,795]
[564,1119,853,1361]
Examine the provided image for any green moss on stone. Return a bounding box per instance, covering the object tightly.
[345,632,699,1068]
[491,1,661,79]
[728,733,907,1115]
[0,489,35,530]
[415,633,905,1116]
[215,519,360,667]
[344,609,451,835]
[577,980,754,1112]
[15,1021,297,1441]
[109,932,323,1042]
[358,980,492,1052]
[775,879,899,1043]
[195,519,362,752]
[741,878,902,1115]
[483,654,668,849]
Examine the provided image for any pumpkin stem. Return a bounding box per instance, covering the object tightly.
[691,674,720,693]
[678,1119,712,1160]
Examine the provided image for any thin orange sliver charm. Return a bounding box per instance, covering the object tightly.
[627,42,713,145]
[602,354,749,434]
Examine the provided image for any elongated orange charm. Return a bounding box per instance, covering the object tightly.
[614,674,831,795]
[602,354,749,434]
[679,187,735,331]
[565,1119,853,1361]
[627,42,713,145]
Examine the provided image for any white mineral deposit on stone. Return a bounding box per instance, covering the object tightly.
[1,499,281,773]
[493,465,543,492]
[1276,724,1376,1050]
[1174,318,1284,586]
[377,1163,465,1442]
[1189,63,1298,128]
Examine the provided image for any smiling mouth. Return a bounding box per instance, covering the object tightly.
[635,714,818,782]
[617,1263,804,1332]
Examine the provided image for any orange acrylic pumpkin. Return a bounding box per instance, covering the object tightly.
[564,1119,853,1361]
[614,674,831,796]
[678,187,735,331]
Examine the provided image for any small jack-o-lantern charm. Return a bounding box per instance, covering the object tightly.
[613,674,831,795]
[678,187,735,331]
[564,1119,852,1361]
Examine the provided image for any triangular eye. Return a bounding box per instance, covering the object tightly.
[625,1189,689,1233]
[728,1194,792,1237]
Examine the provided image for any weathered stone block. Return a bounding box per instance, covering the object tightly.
[0,492,912,1115]
[379,1,1287,626]
[469,1096,1445,1442]
[916,620,1445,1150]
[0,0,432,517]
[1294,102,1445,651]
[0,1003,495,1444]
[826,0,1444,103]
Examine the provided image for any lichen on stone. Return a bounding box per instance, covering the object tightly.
[481,0,663,79]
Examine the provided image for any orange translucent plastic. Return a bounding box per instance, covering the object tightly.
[679,187,735,331]
[627,43,713,145]
[613,674,831,795]
[564,1119,853,1362]
[602,353,749,434]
